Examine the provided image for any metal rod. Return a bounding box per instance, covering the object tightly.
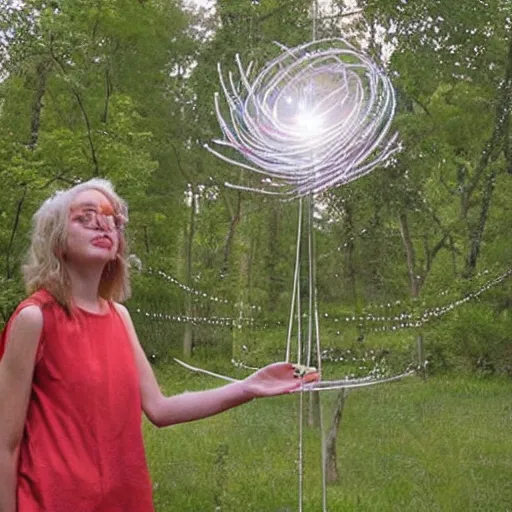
[286,199,303,362]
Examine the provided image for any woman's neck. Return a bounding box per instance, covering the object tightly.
[65,262,105,311]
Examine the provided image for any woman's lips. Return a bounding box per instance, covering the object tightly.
[91,236,113,249]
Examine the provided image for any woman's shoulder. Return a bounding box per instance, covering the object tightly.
[12,304,43,323]
[111,301,128,315]
[7,290,52,321]
[1,293,48,360]
[5,305,44,346]
[23,288,56,307]
[10,289,64,326]
[110,302,137,334]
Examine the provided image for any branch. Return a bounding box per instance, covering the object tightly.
[428,233,448,273]
[170,143,194,185]
[101,64,112,124]
[73,91,100,177]
[29,59,52,149]
[220,189,242,276]
[463,167,499,277]
[48,34,100,177]
[5,186,27,279]
[463,34,512,213]
[219,169,245,218]
[36,171,75,189]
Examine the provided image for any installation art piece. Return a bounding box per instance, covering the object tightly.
[179,35,410,512]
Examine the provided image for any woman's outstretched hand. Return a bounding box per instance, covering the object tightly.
[241,362,320,398]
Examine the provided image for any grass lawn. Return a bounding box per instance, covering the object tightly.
[144,365,512,511]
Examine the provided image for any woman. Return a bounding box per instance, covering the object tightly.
[0,179,318,512]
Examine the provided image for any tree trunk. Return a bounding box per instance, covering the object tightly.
[398,212,420,298]
[220,191,242,277]
[325,389,348,483]
[6,187,27,279]
[344,203,358,305]
[461,34,512,274]
[29,60,52,149]
[462,34,512,214]
[464,168,499,277]
[233,223,253,360]
[267,204,281,310]
[143,225,150,253]
[101,66,112,124]
[5,59,51,277]
[399,212,426,379]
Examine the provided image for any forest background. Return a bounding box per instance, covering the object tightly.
[1,0,512,375]
[1,1,512,510]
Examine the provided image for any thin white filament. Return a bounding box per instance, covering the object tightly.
[173,358,238,382]
[309,197,328,512]
[298,392,304,512]
[286,199,303,363]
[296,235,303,367]
[296,369,417,392]
[307,198,314,368]
[173,358,417,392]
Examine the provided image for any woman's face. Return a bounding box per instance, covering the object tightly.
[65,189,122,267]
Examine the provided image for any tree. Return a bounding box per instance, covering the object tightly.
[0,0,193,318]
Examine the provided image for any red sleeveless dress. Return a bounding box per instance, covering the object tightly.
[0,289,154,511]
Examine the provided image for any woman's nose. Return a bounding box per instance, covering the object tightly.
[93,214,114,231]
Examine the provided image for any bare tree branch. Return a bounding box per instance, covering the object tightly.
[49,34,100,177]
[462,34,512,213]
[5,186,27,279]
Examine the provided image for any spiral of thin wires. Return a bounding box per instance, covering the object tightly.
[205,38,399,198]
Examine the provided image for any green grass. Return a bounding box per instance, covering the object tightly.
[144,366,512,511]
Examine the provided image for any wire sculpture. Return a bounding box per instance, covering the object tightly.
[205,38,399,197]
[199,28,402,512]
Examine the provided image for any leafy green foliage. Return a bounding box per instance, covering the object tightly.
[1,0,511,373]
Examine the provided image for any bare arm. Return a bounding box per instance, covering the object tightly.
[115,305,318,428]
[0,306,43,512]
[143,378,254,427]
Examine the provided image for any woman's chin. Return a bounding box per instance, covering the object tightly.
[67,251,114,268]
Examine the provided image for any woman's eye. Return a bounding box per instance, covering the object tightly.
[72,211,95,224]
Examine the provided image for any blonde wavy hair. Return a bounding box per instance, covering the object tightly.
[23,178,131,309]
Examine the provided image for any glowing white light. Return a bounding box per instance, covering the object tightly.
[295,110,323,137]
